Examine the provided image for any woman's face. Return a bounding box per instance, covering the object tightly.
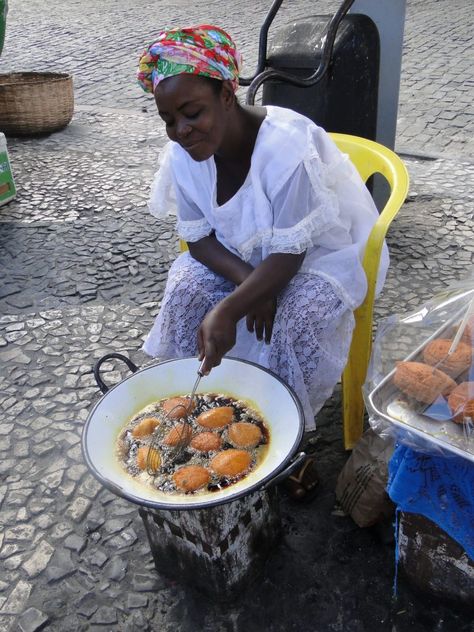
[154,75,233,162]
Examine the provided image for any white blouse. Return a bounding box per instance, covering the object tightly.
[148,105,389,309]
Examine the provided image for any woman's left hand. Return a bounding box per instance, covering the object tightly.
[198,304,237,374]
[246,297,277,344]
[197,252,305,373]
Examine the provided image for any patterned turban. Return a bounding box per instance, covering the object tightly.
[137,25,242,94]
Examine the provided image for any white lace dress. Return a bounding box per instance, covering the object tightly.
[143,106,389,429]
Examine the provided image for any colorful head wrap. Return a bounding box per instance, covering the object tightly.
[137,25,241,94]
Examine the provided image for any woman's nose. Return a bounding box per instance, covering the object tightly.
[176,120,192,140]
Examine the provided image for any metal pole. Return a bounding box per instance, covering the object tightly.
[350,0,407,149]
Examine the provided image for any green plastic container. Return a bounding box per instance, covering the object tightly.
[0,0,8,57]
[0,132,16,206]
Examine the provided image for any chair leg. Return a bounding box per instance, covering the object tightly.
[342,316,374,449]
[342,371,366,450]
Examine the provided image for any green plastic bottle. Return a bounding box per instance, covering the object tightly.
[0,132,16,206]
[0,0,7,57]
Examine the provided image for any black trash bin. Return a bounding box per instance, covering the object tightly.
[262,14,379,140]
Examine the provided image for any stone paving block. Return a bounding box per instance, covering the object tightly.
[41,470,64,491]
[104,556,128,582]
[23,541,55,579]
[35,515,55,530]
[131,573,163,593]
[15,508,28,523]
[64,534,87,554]
[92,606,118,626]
[5,525,35,543]
[126,593,149,609]
[66,464,88,483]
[0,349,31,364]
[45,549,76,583]
[66,496,91,522]
[0,2,472,630]
[0,615,14,632]
[17,607,48,632]
[77,476,102,500]
[85,550,109,569]
[31,441,55,457]
[49,523,74,541]
[4,554,26,571]
[0,580,32,615]
[76,593,99,619]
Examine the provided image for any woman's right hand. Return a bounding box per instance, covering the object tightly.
[198,304,237,374]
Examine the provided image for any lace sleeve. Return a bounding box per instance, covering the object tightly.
[268,121,382,257]
[268,156,352,255]
[176,217,213,242]
[148,143,178,218]
[148,143,213,242]
[174,177,213,242]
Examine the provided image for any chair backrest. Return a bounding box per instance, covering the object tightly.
[329,132,410,449]
[330,132,409,330]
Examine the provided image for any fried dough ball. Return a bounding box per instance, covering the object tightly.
[228,422,262,449]
[132,417,159,438]
[196,406,234,429]
[173,465,210,492]
[423,339,472,378]
[393,361,457,404]
[136,446,161,472]
[162,397,195,420]
[210,449,252,478]
[190,432,222,452]
[162,423,193,447]
[447,382,474,424]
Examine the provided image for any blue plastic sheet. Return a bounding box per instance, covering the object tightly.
[388,444,474,560]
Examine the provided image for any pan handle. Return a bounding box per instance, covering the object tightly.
[93,353,139,394]
[263,451,307,489]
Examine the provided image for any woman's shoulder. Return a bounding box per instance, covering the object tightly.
[165,141,213,191]
[254,106,335,189]
[260,106,325,148]
[166,140,194,169]
[264,105,315,128]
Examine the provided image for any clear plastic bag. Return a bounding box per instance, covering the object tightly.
[365,273,474,458]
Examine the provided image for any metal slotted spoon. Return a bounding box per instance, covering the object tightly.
[146,359,206,475]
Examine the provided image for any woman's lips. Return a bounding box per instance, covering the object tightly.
[181,140,210,162]
[182,140,201,151]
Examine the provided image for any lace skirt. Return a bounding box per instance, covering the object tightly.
[143,253,355,429]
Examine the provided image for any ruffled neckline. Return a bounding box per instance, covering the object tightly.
[210,109,270,210]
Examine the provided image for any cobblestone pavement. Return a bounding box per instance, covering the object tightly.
[1,0,474,158]
[0,1,474,631]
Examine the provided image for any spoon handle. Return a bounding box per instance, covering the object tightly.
[189,358,207,402]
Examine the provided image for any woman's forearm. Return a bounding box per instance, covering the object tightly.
[188,233,254,286]
[219,252,306,321]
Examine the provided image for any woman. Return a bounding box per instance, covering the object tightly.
[137,25,388,452]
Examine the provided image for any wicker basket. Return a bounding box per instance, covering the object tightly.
[0,72,74,135]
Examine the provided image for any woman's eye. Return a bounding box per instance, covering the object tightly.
[185,110,201,120]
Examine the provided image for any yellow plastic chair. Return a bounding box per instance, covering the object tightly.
[179,133,409,450]
[329,133,409,449]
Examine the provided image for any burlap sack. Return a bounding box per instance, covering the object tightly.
[335,428,395,527]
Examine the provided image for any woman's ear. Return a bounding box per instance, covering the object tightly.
[221,80,236,109]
